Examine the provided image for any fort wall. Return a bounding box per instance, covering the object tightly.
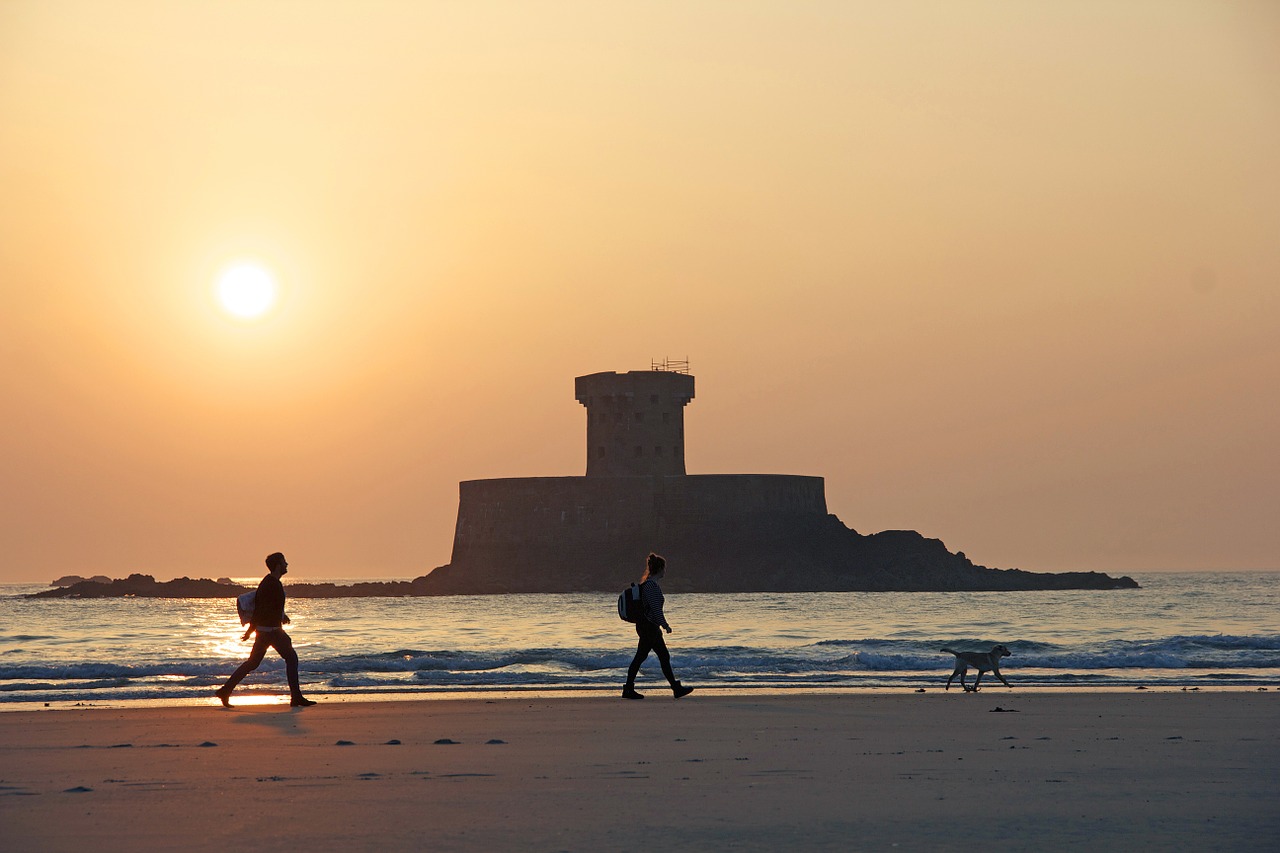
[449,474,827,559]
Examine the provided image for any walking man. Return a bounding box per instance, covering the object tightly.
[216,552,316,708]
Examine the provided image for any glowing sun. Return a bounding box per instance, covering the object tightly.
[215,262,278,319]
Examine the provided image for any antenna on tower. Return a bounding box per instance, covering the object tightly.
[650,357,689,374]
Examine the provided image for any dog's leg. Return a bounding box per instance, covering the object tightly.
[945,666,963,690]
[971,671,984,691]
[993,667,1011,688]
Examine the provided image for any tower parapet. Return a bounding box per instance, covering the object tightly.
[575,369,695,476]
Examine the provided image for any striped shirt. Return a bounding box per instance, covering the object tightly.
[639,579,670,630]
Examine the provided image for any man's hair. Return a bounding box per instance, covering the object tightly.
[265,552,287,571]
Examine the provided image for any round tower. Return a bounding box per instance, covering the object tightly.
[575,366,695,477]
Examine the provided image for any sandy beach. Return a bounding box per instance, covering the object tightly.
[1,692,1276,851]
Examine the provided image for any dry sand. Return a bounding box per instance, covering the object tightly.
[1,692,1276,851]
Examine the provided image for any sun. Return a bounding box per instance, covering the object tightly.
[215,262,278,320]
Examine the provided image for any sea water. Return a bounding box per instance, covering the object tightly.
[1,572,1277,708]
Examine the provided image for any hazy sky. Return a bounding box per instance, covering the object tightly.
[2,1,1277,583]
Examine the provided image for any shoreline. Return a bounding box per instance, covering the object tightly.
[1,692,1275,850]
[3,682,1275,714]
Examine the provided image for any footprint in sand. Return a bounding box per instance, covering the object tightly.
[63,786,93,793]
[0,785,36,797]
[435,738,459,745]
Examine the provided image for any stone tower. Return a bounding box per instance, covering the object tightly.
[575,365,695,477]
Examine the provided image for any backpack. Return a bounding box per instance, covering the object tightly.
[236,590,256,626]
[617,583,642,623]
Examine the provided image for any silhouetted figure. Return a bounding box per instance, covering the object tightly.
[623,552,694,700]
[215,552,316,708]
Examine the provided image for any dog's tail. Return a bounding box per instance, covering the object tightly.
[940,648,957,655]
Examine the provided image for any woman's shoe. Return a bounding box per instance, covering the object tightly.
[291,697,317,707]
[621,688,645,700]
[673,683,694,699]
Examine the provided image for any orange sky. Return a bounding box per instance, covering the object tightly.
[2,2,1277,582]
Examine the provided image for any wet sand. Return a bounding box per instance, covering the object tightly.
[1,692,1276,851]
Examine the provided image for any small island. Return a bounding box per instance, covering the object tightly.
[33,367,1138,599]
[51,574,112,587]
[412,367,1137,594]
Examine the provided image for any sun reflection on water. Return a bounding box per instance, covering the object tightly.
[182,598,254,658]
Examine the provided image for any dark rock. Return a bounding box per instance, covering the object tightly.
[32,575,249,599]
[28,517,1139,600]
[416,510,1139,594]
[51,575,111,587]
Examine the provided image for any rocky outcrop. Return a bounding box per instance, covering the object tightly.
[30,573,444,599]
[418,513,1139,594]
[51,575,112,587]
[36,574,248,598]
[31,516,1138,599]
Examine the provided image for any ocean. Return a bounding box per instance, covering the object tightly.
[1,571,1277,708]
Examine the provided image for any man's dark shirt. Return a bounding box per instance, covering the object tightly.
[251,573,286,628]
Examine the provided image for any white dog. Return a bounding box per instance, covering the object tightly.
[942,644,1012,691]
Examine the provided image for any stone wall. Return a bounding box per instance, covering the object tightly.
[433,473,828,591]
[450,473,827,555]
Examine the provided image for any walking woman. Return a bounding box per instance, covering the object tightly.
[623,552,695,700]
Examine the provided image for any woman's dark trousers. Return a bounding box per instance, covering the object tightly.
[626,621,678,689]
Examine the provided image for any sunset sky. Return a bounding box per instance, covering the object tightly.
[2,2,1277,583]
